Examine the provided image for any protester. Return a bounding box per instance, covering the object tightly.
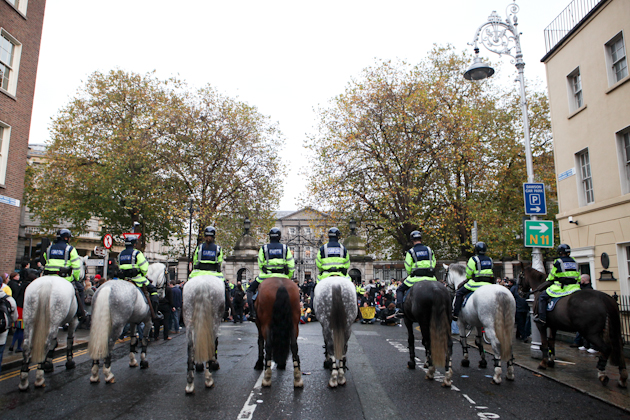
[170,281,183,333]
[508,278,530,342]
[0,289,17,373]
[154,282,173,341]
[232,281,245,323]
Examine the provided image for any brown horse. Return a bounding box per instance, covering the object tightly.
[254,277,304,388]
[520,265,627,388]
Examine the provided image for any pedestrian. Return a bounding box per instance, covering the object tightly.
[232,281,245,323]
[396,230,437,316]
[10,271,30,353]
[453,242,494,321]
[170,281,182,333]
[508,278,530,342]
[8,271,20,297]
[154,281,173,341]
[1,273,11,296]
[0,288,17,373]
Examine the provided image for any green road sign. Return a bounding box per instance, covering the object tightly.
[524,220,554,248]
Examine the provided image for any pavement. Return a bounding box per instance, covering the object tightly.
[472,334,630,413]
[2,324,629,414]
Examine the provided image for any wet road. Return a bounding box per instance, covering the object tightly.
[0,321,627,420]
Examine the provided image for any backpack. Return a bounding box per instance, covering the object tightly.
[0,295,12,334]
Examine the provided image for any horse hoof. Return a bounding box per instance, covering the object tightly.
[506,374,515,381]
[254,361,264,370]
[461,359,470,368]
[106,376,116,384]
[140,361,149,369]
[34,381,45,388]
[209,361,220,371]
[277,363,286,370]
[538,361,547,370]
[195,363,204,372]
[90,377,100,384]
[129,361,138,368]
[323,359,333,370]
[338,376,347,386]
[442,381,452,388]
[423,361,429,369]
[479,360,487,369]
[205,379,214,388]
[425,374,434,381]
[600,375,610,386]
[492,378,501,385]
[618,380,627,389]
[547,360,555,368]
[43,364,54,374]
[294,379,304,388]
[19,384,29,392]
[66,360,76,370]
[262,379,271,387]
[407,361,416,370]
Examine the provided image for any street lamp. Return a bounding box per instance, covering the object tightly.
[349,217,357,236]
[244,217,251,235]
[185,199,199,275]
[464,1,544,274]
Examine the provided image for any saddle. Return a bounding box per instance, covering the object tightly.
[546,296,562,312]
[462,292,472,308]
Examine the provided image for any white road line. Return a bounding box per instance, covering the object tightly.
[237,363,275,420]
[462,394,476,405]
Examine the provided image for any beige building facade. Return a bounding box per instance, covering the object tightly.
[542,0,630,294]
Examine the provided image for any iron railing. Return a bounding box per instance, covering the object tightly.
[613,293,630,345]
[544,0,604,53]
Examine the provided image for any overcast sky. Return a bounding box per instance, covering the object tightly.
[29,0,570,210]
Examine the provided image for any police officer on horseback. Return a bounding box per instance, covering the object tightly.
[247,228,295,320]
[452,242,494,321]
[534,244,580,325]
[43,229,86,319]
[396,230,437,316]
[190,226,224,280]
[316,227,350,283]
[118,236,158,319]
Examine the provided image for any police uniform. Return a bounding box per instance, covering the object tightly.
[396,243,437,309]
[118,246,150,288]
[536,254,580,324]
[43,231,85,318]
[453,249,494,319]
[189,242,224,280]
[316,239,350,282]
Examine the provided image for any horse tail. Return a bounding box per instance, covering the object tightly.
[88,286,112,360]
[430,288,449,368]
[271,285,292,365]
[192,283,215,363]
[331,284,347,362]
[494,291,514,361]
[31,280,52,363]
[602,294,623,367]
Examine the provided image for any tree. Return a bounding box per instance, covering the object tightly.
[302,45,556,260]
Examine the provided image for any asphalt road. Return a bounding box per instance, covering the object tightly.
[0,321,627,420]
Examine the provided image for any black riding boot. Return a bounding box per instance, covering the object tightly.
[452,287,469,321]
[248,279,261,321]
[536,293,549,325]
[396,283,409,315]
[73,282,86,320]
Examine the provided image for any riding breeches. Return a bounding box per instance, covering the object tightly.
[452,286,471,317]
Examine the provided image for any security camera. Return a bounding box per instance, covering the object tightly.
[568,216,573,223]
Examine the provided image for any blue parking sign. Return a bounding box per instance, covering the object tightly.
[523,183,547,215]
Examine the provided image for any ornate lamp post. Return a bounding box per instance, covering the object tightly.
[185,199,199,275]
[463,2,544,274]
[243,217,251,235]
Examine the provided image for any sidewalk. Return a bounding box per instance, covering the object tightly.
[474,336,630,413]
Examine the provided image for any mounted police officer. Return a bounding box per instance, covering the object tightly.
[316,227,350,283]
[190,226,224,280]
[43,229,85,319]
[118,237,157,319]
[396,231,437,316]
[534,244,580,325]
[247,227,295,321]
[452,242,494,321]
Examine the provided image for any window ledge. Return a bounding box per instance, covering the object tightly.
[606,74,630,94]
[0,88,17,100]
[568,104,587,119]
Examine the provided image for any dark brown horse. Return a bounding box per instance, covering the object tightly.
[520,265,627,388]
[254,277,303,388]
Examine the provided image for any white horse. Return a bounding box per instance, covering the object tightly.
[147,262,168,299]
[18,257,87,391]
[183,274,225,394]
[313,277,358,388]
[88,280,153,384]
[445,263,516,384]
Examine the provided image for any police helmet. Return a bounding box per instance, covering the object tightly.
[269,227,281,240]
[557,244,571,256]
[124,237,138,247]
[474,242,487,255]
[410,230,422,241]
[328,227,341,240]
[204,226,217,237]
[59,229,72,241]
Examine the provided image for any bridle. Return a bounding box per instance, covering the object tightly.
[444,265,455,294]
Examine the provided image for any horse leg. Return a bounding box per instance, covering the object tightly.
[140,334,149,369]
[405,317,416,369]
[584,332,611,386]
[208,338,220,371]
[291,334,303,388]
[506,355,515,381]
[185,331,195,394]
[262,330,273,387]
[537,325,550,370]
[204,363,214,389]
[43,336,58,373]
[423,331,435,380]
[484,328,501,384]
[90,360,100,383]
[254,330,264,370]
[547,329,557,368]
[66,317,79,370]
[460,323,470,368]
[18,347,31,391]
[442,334,454,388]
[103,336,116,384]
[476,331,487,369]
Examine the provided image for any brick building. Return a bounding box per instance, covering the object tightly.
[0,0,47,273]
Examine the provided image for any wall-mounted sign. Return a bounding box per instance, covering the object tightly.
[558,167,576,182]
[0,194,20,207]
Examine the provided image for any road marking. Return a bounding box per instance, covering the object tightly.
[463,394,476,404]
[0,349,90,382]
[237,362,275,420]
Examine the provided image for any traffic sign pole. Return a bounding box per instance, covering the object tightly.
[103,249,108,280]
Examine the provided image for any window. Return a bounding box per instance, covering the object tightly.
[5,0,28,15]
[577,149,594,204]
[0,122,11,185]
[304,247,311,259]
[0,30,22,95]
[303,227,312,235]
[606,33,628,84]
[618,129,630,194]
[288,227,296,235]
[567,68,583,111]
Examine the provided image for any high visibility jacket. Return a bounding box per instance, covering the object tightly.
[546,256,581,298]
[464,255,494,292]
[316,240,350,282]
[189,242,224,280]
[403,244,437,286]
[44,240,81,282]
[118,246,149,287]
[356,284,366,295]
[257,241,295,281]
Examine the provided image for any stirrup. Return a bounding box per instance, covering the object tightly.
[156,311,164,320]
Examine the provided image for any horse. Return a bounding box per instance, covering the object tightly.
[147,262,168,299]
[182,274,225,394]
[254,277,303,388]
[445,263,516,384]
[520,265,628,388]
[313,277,358,388]
[18,256,87,391]
[402,280,454,387]
[88,279,153,384]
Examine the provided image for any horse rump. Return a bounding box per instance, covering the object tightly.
[271,285,293,366]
